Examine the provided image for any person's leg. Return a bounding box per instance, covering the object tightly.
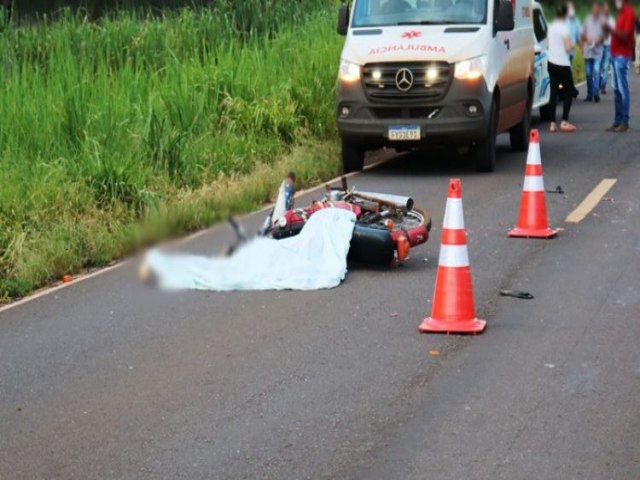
[548,63,559,127]
[612,56,623,126]
[601,46,611,92]
[561,66,575,122]
[592,57,601,100]
[585,59,594,99]
[617,57,631,126]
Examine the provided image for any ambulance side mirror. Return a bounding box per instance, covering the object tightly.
[337,4,349,35]
[496,0,515,32]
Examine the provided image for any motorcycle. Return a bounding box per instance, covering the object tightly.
[227,173,431,266]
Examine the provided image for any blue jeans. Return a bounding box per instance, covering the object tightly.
[600,45,612,90]
[585,57,602,98]
[612,55,631,126]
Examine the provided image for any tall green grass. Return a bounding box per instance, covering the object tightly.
[0,4,344,299]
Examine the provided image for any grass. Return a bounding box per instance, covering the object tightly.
[0,4,344,300]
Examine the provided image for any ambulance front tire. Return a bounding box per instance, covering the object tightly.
[473,99,497,172]
[510,97,531,152]
[342,140,365,173]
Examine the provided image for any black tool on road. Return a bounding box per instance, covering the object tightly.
[499,290,534,300]
[545,185,564,194]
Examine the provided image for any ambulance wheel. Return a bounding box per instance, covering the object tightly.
[342,140,364,173]
[510,99,531,151]
[473,99,497,172]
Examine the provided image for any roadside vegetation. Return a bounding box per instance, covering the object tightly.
[0,3,344,300]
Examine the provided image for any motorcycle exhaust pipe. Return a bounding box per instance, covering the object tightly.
[355,191,414,211]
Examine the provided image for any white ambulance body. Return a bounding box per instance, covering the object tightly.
[336,0,538,172]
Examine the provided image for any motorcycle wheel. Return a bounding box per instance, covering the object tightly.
[364,206,432,234]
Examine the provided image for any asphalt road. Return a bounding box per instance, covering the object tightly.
[2,80,640,480]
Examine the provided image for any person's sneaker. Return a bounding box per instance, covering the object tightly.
[559,121,577,132]
[601,88,607,94]
[614,124,629,132]
[594,95,600,103]
[584,96,593,102]
[606,124,620,132]
[549,122,558,133]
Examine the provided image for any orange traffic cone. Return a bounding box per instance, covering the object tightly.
[419,179,486,334]
[508,129,559,238]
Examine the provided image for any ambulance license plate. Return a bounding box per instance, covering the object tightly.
[388,125,420,141]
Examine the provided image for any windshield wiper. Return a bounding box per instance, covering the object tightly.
[397,20,458,25]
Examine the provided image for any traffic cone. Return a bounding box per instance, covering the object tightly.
[508,129,559,239]
[419,179,486,334]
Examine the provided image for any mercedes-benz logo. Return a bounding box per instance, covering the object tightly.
[395,68,414,92]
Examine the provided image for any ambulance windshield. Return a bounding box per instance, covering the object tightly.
[352,0,488,28]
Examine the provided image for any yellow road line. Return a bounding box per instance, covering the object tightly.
[565,178,617,223]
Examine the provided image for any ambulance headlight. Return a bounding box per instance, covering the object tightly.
[338,59,361,83]
[426,67,439,83]
[454,56,487,81]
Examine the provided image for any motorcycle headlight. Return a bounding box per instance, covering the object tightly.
[338,59,361,83]
[454,56,487,81]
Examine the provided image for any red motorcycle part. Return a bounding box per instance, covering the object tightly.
[396,235,410,262]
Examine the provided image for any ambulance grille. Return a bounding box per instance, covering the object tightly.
[362,62,452,101]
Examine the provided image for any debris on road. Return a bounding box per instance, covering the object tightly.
[429,350,440,356]
[499,290,534,299]
[546,185,564,194]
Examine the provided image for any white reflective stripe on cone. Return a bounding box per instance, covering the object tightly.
[526,144,542,165]
[523,175,545,192]
[443,198,465,229]
[438,244,470,268]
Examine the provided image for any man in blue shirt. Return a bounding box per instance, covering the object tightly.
[566,2,583,63]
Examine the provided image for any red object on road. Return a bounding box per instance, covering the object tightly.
[508,129,559,239]
[419,179,486,334]
[62,275,73,283]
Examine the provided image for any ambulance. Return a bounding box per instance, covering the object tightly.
[336,0,547,172]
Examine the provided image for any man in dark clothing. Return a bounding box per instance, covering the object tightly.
[604,0,636,132]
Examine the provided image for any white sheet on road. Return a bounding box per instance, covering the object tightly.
[145,208,356,291]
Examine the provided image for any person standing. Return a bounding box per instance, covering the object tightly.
[548,4,578,133]
[600,3,616,93]
[604,0,636,132]
[582,2,605,102]
[566,2,583,64]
